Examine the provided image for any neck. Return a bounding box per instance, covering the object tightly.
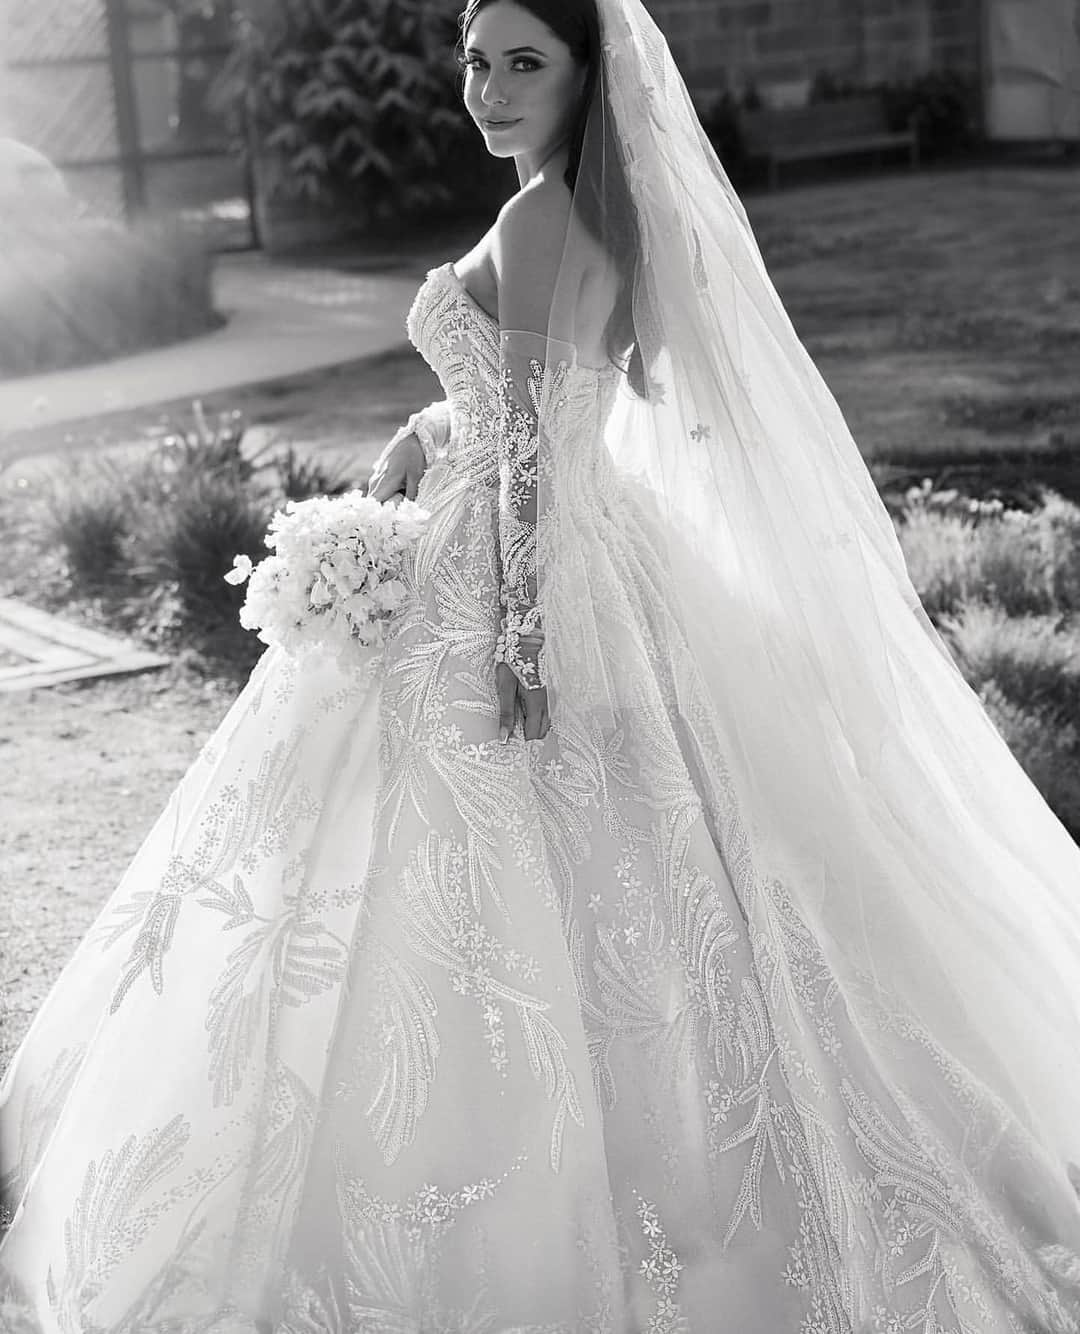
[514,137,570,188]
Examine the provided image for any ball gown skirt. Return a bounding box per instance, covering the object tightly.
[2,262,1080,1334]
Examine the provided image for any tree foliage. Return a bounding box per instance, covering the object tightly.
[212,0,470,224]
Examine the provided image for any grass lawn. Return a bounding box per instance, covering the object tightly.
[1,160,1078,1081]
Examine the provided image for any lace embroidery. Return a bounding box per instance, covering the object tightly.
[3,262,1079,1334]
[496,350,548,691]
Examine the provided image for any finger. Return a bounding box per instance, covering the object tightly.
[532,694,550,741]
[523,692,546,741]
[496,667,516,743]
[370,473,404,504]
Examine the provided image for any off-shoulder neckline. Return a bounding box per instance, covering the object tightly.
[431,260,620,382]
[441,262,498,326]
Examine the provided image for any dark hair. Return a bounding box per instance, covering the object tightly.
[457,0,645,393]
[458,0,597,194]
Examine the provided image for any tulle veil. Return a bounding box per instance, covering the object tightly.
[529,0,1080,1215]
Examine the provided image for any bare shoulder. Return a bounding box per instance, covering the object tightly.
[492,178,573,329]
[495,177,571,256]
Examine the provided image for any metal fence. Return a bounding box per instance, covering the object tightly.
[1,0,254,249]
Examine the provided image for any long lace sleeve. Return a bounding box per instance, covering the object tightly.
[383,399,452,468]
[495,331,549,692]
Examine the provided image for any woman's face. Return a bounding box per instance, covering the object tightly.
[462,2,587,167]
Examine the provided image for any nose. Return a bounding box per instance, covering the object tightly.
[480,70,509,107]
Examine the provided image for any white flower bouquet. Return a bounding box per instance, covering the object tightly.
[225,492,430,669]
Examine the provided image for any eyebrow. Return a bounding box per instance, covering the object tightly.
[464,44,547,57]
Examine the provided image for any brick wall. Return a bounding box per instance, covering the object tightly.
[645,0,982,104]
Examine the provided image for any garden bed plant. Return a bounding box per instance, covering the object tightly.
[6,403,353,680]
[894,480,1080,834]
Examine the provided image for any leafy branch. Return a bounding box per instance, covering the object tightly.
[211,0,472,224]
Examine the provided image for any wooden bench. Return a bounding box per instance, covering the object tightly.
[739,95,920,190]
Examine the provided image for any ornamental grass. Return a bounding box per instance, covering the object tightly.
[0,216,221,378]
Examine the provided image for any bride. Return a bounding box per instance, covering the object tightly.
[4,0,1080,1329]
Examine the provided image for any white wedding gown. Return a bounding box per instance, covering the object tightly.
[2,261,1080,1334]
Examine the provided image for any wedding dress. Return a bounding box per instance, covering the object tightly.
[2,253,1080,1334]
[6,0,1080,1326]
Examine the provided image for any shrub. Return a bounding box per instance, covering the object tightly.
[0,217,220,378]
[941,603,1080,723]
[874,70,981,159]
[270,443,354,501]
[801,69,981,159]
[897,483,1080,620]
[212,0,477,229]
[153,403,252,489]
[894,486,1080,833]
[943,602,1080,838]
[1032,491,1080,611]
[898,507,1051,619]
[42,401,371,669]
[138,469,271,628]
[47,471,133,592]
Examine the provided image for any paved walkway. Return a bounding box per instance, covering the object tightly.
[0,249,429,434]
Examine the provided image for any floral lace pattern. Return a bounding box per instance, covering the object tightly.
[495,343,548,691]
[1,262,1079,1333]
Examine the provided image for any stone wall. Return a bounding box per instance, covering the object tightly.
[644,0,982,104]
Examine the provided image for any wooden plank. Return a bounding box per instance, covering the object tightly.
[0,597,139,658]
[0,597,169,691]
[0,617,95,666]
[0,652,169,693]
[0,647,93,678]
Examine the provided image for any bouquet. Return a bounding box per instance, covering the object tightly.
[225,492,430,669]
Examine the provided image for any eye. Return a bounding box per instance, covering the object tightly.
[459,53,542,73]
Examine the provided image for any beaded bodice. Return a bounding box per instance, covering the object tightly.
[405,261,624,691]
[405,262,621,487]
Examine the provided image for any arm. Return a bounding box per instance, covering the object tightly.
[491,189,569,698]
[404,398,452,467]
[367,399,452,502]
[495,333,547,691]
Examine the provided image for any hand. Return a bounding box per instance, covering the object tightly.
[366,432,426,503]
[496,662,550,743]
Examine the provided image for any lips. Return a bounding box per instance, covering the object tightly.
[482,118,521,130]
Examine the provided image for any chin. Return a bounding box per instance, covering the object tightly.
[482,138,523,159]
[472,118,531,159]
